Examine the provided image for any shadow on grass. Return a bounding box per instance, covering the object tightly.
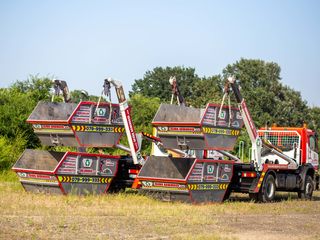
[227,191,320,203]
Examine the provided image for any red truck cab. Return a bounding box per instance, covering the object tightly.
[258,125,319,170]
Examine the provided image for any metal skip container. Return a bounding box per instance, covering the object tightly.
[13,100,127,194]
[137,103,244,203]
[27,101,125,147]
[13,150,120,194]
[152,103,244,151]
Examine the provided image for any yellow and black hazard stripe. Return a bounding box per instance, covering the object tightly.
[219,183,229,190]
[100,177,112,183]
[57,176,112,184]
[202,127,240,136]
[114,127,125,133]
[72,125,124,133]
[254,171,266,192]
[187,184,198,190]
[58,175,72,182]
[187,183,229,191]
[72,125,85,131]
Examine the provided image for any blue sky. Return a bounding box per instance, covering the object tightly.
[0,1,319,106]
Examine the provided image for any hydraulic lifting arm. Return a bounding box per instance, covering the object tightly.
[140,131,190,157]
[225,77,298,170]
[106,78,145,165]
[169,76,185,106]
[52,79,71,103]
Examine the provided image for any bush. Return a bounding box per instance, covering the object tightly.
[0,133,26,170]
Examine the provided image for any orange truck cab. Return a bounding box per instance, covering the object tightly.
[258,126,319,170]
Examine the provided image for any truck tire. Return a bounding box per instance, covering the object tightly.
[298,175,314,200]
[258,174,276,202]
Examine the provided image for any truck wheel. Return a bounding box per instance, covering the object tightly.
[298,175,314,200]
[258,174,276,202]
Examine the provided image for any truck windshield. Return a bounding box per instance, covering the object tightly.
[259,131,300,151]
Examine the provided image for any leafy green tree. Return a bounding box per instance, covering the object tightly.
[0,133,26,170]
[129,94,160,133]
[307,107,320,131]
[223,58,308,127]
[129,94,161,154]
[0,88,39,148]
[274,85,309,126]
[70,90,100,103]
[222,58,311,160]
[189,75,223,108]
[11,75,53,101]
[131,66,201,102]
[0,76,54,148]
[307,106,320,150]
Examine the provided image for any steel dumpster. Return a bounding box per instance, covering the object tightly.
[152,103,244,151]
[27,101,124,147]
[137,156,234,203]
[12,150,124,195]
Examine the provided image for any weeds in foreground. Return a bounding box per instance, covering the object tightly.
[0,175,319,240]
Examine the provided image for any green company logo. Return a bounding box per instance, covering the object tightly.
[219,111,225,119]
[207,165,214,174]
[83,158,92,168]
[97,108,106,116]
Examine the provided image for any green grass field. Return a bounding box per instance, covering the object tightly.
[1,171,320,240]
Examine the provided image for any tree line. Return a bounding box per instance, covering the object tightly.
[1,59,319,170]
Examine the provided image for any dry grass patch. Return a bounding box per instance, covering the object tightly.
[0,171,320,240]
